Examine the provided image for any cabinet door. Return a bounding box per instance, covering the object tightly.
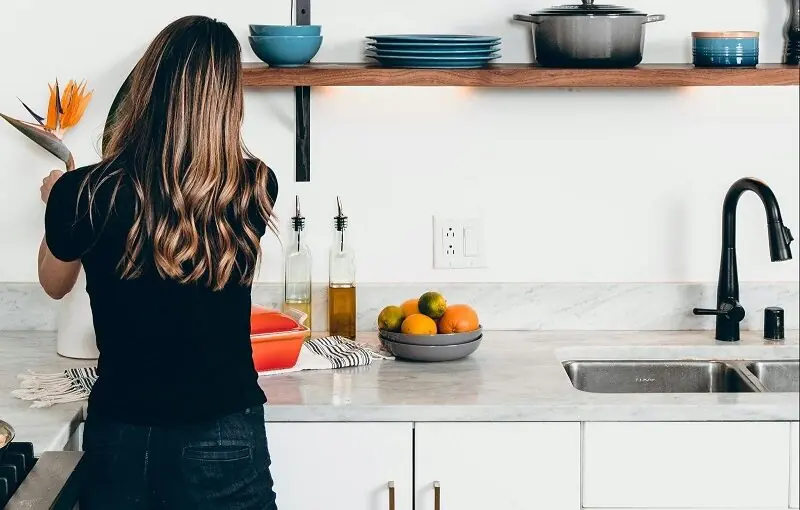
[583,422,790,508]
[415,422,580,510]
[267,422,413,510]
[63,422,84,452]
[791,422,799,509]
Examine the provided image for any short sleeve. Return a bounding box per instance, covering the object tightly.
[44,168,96,262]
[266,166,278,206]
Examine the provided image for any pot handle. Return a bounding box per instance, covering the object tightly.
[644,14,665,24]
[513,14,543,24]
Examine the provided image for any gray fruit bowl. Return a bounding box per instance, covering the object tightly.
[383,336,482,362]
[379,326,482,346]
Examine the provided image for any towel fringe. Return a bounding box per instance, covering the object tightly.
[12,368,97,408]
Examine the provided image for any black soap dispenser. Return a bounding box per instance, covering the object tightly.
[764,307,785,341]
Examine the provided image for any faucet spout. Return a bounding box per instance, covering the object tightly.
[722,178,794,262]
[695,177,794,341]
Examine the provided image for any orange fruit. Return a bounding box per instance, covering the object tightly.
[400,298,420,318]
[400,314,438,335]
[418,291,447,319]
[438,304,479,334]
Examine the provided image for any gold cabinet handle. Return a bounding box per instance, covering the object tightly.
[433,481,441,510]
[387,481,395,510]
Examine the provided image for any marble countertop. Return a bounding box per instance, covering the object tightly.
[2,330,798,454]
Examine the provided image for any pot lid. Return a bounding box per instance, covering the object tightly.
[534,0,645,16]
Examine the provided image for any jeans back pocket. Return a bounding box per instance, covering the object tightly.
[183,445,252,462]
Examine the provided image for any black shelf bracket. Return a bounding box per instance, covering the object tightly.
[295,0,311,182]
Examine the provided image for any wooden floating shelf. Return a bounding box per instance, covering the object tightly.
[243,63,800,88]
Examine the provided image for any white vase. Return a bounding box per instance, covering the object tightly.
[56,268,99,359]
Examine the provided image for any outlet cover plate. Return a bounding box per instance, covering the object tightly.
[433,216,486,269]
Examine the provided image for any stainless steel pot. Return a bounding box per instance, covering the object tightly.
[514,0,665,68]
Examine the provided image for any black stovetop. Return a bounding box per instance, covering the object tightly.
[1,442,35,507]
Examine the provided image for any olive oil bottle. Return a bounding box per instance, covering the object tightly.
[328,197,356,340]
[283,196,312,332]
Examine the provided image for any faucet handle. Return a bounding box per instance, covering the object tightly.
[693,298,745,322]
[784,225,794,244]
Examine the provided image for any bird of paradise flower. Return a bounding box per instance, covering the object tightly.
[1,79,93,171]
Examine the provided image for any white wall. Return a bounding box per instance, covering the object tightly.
[1,0,798,284]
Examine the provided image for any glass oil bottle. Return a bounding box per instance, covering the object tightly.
[283,196,312,333]
[328,197,356,340]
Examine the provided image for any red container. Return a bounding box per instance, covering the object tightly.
[250,306,308,372]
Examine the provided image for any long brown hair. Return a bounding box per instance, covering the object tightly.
[88,15,276,290]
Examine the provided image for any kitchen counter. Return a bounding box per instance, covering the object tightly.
[261,330,799,422]
[0,332,92,454]
[1,330,798,454]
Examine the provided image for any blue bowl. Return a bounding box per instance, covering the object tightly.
[692,32,759,54]
[693,54,759,67]
[693,51,759,59]
[249,25,321,36]
[248,35,323,67]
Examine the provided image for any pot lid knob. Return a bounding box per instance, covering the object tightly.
[582,0,595,4]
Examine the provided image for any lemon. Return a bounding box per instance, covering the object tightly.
[418,291,447,320]
[378,305,404,332]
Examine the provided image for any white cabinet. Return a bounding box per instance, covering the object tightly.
[582,422,791,509]
[63,422,84,452]
[267,422,413,510]
[791,422,799,509]
[414,422,580,510]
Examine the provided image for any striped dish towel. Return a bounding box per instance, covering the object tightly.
[259,336,393,376]
[12,337,391,407]
[13,367,98,408]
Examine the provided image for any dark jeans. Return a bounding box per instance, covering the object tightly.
[80,405,277,510]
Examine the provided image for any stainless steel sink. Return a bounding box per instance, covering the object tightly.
[745,360,799,392]
[563,360,759,393]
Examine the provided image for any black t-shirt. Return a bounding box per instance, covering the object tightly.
[45,160,278,425]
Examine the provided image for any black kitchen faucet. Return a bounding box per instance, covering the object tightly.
[693,177,794,341]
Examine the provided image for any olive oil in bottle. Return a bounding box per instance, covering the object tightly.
[283,196,312,332]
[328,197,356,340]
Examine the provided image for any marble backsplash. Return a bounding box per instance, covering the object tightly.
[1,282,797,332]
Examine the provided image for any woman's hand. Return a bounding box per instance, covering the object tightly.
[40,169,64,204]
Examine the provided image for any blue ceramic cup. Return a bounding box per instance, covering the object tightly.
[692,31,759,67]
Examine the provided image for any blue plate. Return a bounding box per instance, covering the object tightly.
[368,54,500,68]
[368,34,500,44]
[369,41,501,52]
[368,46,500,57]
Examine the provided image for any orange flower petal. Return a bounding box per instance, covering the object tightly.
[61,83,76,128]
[59,80,93,131]
[45,83,58,131]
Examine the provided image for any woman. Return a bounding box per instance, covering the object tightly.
[38,15,279,509]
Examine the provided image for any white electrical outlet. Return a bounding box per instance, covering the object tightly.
[433,216,486,269]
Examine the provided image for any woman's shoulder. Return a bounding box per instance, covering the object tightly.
[49,162,106,205]
[59,160,127,189]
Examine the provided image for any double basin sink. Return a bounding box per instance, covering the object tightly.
[563,359,799,393]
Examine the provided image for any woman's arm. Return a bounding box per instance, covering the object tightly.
[38,170,81,299]
[38,238,80,299]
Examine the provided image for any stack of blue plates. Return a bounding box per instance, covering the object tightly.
[366,34,501,69]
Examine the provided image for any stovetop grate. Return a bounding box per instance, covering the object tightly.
[1,442,36,507]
